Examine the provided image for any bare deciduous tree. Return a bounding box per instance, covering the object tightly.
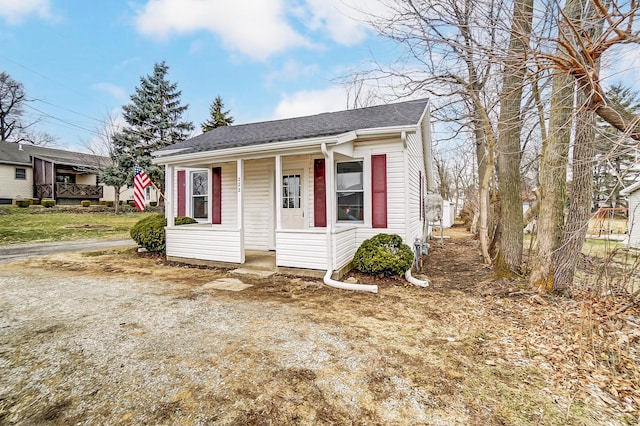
[0,71,57,145]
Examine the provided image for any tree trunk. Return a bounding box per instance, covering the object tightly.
[113,186,120,214]
[552,0,605,290]
[495,0,533,276]
[529,71,574,291]
[474,115,493,264]
[529,0,584,292]
[553,103,595,291]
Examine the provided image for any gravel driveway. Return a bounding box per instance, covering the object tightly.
[0,266,444,425]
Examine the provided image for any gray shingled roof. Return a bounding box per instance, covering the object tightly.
[158,98,429,156]
[0,141,110,168]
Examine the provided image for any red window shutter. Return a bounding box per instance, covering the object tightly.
[313,159,327,227]
[212,167,222,224]
[419,170,423,220]
[371,154,387,228]
[177,170,186,217]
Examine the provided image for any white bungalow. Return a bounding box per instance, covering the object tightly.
[153,99,435,285]
[621,181,640,250]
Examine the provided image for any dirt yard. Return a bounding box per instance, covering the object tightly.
[0,227,637,425]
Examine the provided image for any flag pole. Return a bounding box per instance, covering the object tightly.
[150,180,165,200]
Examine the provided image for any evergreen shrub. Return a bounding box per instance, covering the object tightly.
[353,233,414,277]
[130,213,197,253]
[81,200,91,207]
[41,199,56,208]
[16,200,30,208]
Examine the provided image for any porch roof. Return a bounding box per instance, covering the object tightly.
[156,98,429,158]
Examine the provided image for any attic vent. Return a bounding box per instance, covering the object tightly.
[18,143,23,151]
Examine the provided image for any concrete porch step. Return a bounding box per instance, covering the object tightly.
[230,268,276,279]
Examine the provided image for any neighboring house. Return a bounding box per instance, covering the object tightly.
[153,99,435,278]
[0,141,155,206]
[621,180,640,250]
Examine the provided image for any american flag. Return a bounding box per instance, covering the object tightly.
[133,165,152,212]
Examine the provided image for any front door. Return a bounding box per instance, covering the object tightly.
[281,170,304,229]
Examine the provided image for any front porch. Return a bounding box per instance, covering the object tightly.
[165,224,358,277]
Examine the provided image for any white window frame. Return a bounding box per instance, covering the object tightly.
[190,170,209,221]
[336,160,364,223]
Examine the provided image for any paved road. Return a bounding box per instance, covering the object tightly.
[0,239,136,264]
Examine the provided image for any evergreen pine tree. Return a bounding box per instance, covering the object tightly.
[593,83,640,209]
[116,61,194,186]
[201,95,234,132]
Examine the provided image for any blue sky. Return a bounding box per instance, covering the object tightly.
[1,0,639,155]
[0,0,394,152]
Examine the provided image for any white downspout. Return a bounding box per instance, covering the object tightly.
[321,142,378,294]
[405,269,429,287]
[165,164,175,227]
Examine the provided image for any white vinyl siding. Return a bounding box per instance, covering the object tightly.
[0,164,32,200]
[351,139,407,245]
[406,131,426,242]
[220,162,238,227]
[171,164,237,226]
[166,226,242,263]
[244,159,273,250]
[276,230,327,270]
[333,226,357,270]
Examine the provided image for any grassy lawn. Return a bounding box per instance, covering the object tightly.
[0,206,153,245]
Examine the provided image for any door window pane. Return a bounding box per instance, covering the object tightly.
[282,174,301,209]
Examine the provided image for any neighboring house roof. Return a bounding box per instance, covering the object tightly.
[621,180,640,196]
[156,98,430,156]
[0,141,110,169]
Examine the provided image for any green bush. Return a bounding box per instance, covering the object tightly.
[41,199,56,208]
[80,200,91,207]
[130,214,197,253]
[353,233,414,277]
[16,200,30,208]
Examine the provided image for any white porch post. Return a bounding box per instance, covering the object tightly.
[323,146,335,271]
[165,164,175,227]
[275,154,282,230]
[237,159,245,263]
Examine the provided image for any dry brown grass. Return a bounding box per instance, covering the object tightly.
[1,226,637,425]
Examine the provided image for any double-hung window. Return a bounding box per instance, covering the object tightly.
[15,168,26,180]
[336,161,363,221]
[191,171,208,220]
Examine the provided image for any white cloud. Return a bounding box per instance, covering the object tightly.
[265,60,319,87]
[92,83,128,102]
[300,0,371,46]
[0,0,52,24]
[273,86,347,119]
[133,0,387,60]
[134,0,311,61]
